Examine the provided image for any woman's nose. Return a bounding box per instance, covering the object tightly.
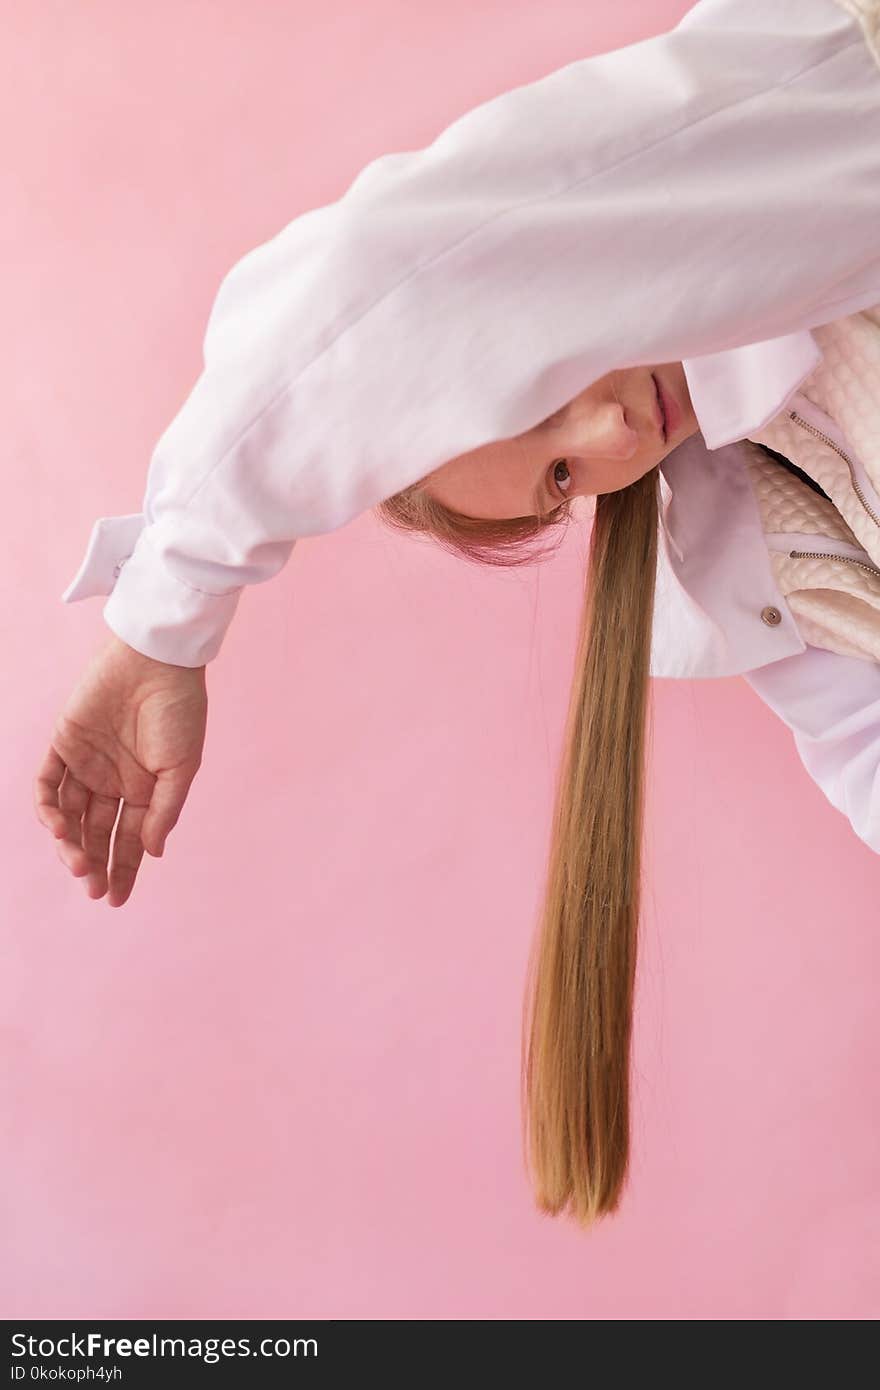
[583,403,640,459]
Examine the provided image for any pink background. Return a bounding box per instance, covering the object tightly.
[6,0,880,1319]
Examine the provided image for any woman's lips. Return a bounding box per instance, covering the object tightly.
[657,374,682,439]
[652,373,666,442]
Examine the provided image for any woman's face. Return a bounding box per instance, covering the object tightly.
[420,363,700,519]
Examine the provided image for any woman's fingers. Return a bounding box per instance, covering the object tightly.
[106,800,147,908]
[81,791,122,900]
[35,747,90,873]
[33,745,71,835]
[54,836,91,878]
[34,748,121,894]
[40,782,146,906]
[54,767,97,883]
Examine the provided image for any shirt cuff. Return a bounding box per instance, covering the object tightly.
[61,515,242,668]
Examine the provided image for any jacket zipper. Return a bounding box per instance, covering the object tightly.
[788,410,880,527]
[787,548,880,579]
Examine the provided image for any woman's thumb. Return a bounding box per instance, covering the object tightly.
[141,766,196,857]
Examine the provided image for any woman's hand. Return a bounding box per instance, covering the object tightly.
[34,632,208,906]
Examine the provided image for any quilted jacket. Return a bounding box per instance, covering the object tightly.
[743,304,880,664]
[649,301,880,856]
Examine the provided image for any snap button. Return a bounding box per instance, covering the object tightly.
[761,605,782,626]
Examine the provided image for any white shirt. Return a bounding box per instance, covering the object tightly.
[61,0,880,671]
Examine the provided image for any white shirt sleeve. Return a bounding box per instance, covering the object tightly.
[61,0,880,667]
[743,643,880,853]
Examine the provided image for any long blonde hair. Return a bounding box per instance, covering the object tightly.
[375,461,662,1227]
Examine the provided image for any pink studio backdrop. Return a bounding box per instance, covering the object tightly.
[5,0,880,1320]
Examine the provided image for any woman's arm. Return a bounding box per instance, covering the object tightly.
[743,644,880,854]
[62,0,880,667]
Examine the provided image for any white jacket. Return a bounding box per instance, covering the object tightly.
[59,0,880,843]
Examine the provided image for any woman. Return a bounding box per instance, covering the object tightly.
[37,0,880,1227]
[374,303,880,1225]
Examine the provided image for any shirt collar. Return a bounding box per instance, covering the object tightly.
[656,327,824,556]
[681,329,822,450]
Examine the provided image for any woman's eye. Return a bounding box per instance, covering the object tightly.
[551,458,572,498]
